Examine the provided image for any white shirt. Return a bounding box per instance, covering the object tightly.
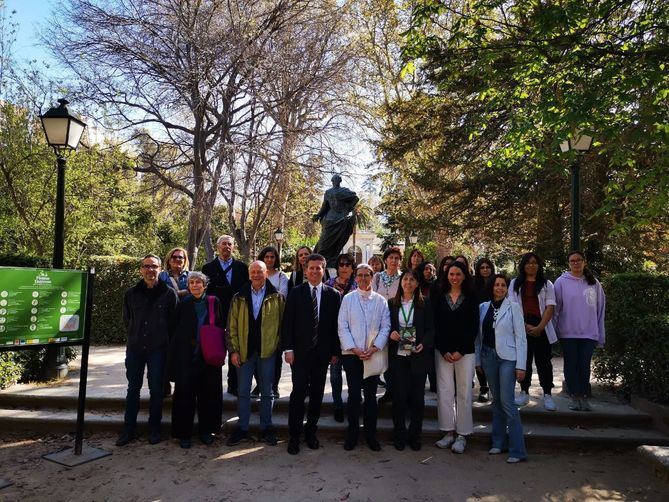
[308,281,323,318]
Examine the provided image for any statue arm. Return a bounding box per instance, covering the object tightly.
[313,196,330,222]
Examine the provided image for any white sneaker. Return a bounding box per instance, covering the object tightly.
[580,398,592,411]
[507,456,524,464]
[543,395,557,411]
[435,434,455,449]
[451,435,466,454]
[515,390,530,407]
[488,447,502,455]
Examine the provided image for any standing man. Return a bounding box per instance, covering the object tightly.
[282,253,341,455]
[117,254,179,446]
[202,235,249,395]
[226,261,285,447]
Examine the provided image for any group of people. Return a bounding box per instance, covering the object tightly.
[118,235,606,464]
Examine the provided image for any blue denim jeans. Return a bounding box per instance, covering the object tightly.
[124,348,166,431]
[330,361,343,410]
[237,352,275,431]
[480,345,527,460]
[560,338,597,397]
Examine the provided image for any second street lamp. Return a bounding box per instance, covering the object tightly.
[560,135,592,252]
[274,227,284,264]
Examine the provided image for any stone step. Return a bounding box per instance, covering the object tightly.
[0,392,654,429]
[1,407,667,450]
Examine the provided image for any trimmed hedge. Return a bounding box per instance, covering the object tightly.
[594,273,669,403]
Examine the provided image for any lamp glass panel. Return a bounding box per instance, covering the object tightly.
[42,117,69,146]
[67,121,86,149]
[572,135,592,151]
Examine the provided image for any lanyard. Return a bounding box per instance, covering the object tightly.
[400,301,414,327]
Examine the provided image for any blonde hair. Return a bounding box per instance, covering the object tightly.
[164,247,189,273]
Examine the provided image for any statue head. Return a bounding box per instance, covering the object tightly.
[331,174,342,188]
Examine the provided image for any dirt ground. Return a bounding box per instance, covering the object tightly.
[0,432,665,502]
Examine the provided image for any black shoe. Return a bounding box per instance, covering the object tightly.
[334,408,344,423]
[179,439,191,449]
[260,427,278,446]
[366,438,381,451]
[394,438,406,451]
[305,435,320,450]
[226,428,249,446]
[148,429,162,445]
[287,438,300,455]
[378,393,392,404]
[344,433,357,451]
[478,391,490,403]
[115,430,137,447]
[409,438,422,451]
[200,433,215,445]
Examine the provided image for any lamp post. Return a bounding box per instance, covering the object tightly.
[560,135,592,252]
[409,231,418,246]
[274,227,284,264]
[40,98,87,379]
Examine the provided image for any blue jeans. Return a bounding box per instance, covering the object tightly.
[124,348,166,431]
[237,352,275,431]
[480,345,527,460]
[560,338,597,397]
[330,361,343,410]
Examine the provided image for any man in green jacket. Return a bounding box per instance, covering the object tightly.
[226,260,285,446]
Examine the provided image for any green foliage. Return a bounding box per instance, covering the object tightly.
[0,352,21,389]
[89,255,140,345]
[594,273,669,403]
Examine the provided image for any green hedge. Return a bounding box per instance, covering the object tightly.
[594,273,669,403]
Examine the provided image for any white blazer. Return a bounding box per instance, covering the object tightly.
[338,290,391,354]
[475,298,527,370]
[508,278,558,344]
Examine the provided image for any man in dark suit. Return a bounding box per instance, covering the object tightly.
[201,234,249,395]
[282,253,341,455]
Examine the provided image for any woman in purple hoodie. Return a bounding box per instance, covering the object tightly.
[553,251,605,412]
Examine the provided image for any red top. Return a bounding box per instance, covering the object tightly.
[521,280,541,318]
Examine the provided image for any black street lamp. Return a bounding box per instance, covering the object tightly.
[409,231,418,246]
[560,135,593,252]
[274,227,284,264]
[40,98,87,379]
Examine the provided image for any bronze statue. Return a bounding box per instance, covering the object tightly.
[313,174,359,268]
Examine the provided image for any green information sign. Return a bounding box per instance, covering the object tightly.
[0,267,88,347]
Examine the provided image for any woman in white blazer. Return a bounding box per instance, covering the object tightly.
[338,264,391,452]
[475,274,528,463]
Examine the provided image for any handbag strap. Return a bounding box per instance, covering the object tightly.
[207,295,216,326]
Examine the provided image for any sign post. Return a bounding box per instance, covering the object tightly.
[0,266,111,469]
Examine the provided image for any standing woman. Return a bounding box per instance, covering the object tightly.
[416,261,436,298]
[509,252,557,411]
[472,258,495,403]
[288,246,312,292]
[388,269,434,451]
[433,261,479,454]
[368,255,384,275]
[168,272,225,448]
[338,264,391,451]
[475,274,528,463]
[325,253,358,422]
[406,248,425,271]
[372,246,403,403]
[160,247,190,297]
[553,251,606,411]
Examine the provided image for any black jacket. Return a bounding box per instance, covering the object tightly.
[281,283,341,365]
[388,297,435,373]
[433,292,479,356]
[167,294,225,383]
[201,258,249,324]
[122,279,179,351]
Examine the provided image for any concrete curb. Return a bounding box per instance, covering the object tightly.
[637,445,669,481]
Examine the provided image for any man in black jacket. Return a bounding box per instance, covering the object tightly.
[201,235,249,395]
[282,253,341,455]
[117,254,179,447]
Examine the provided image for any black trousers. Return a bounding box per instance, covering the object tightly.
[391,357,427,441]
[227,353,237,393]
[342,355,379,440]
[520,332,554,394]
[171,362,223,440]
[288,351,329,440]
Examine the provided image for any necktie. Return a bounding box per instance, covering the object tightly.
[311,286,319,348]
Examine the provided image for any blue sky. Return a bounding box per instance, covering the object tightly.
[5,0,57,64]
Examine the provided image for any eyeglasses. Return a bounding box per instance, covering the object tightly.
[569,258,584,264]
[338,263,353,268]
[141,264,160,270]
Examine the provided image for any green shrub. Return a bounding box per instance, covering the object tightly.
[89,255,139,345]
[594,273,669,403]
[0,353,22,389]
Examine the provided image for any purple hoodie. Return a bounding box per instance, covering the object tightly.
[553,272,606,346]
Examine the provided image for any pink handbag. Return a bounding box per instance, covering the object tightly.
[199,295,227,366]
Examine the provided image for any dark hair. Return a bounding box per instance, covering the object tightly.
[440,261,473,295]
[368,255,384,272]
[473,258,495,292]
[383,246,403,262]
[293,246,312,271]
[435,256,456,292]
[454,255,471,273]
[407,248,425,269]
[485,273,510,300]
[514,252,547,294]
[391,269,424,308]
[336,253,355,268]
[306,253,327,266]
[141,254,162,267]
[414,261,434,292]
[567,250,597,285]
[258,246,280,270]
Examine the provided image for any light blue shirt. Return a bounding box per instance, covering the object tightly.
[217,256,233,284]
[251,284,266,319]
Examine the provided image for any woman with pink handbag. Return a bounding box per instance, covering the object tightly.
[168,271,226,449]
